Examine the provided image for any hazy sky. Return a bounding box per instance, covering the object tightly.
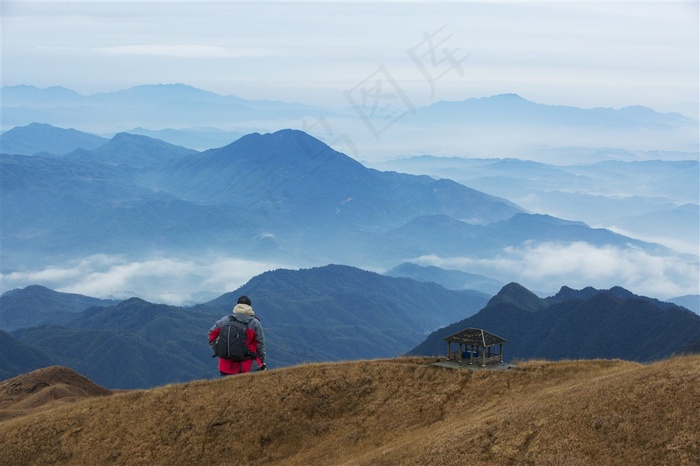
[2,1,699,117]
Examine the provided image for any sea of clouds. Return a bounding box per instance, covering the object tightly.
[1,241,698,306]
[412,241,699,300]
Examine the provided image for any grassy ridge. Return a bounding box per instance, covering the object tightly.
[1,356,699,465]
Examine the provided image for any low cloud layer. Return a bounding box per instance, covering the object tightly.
[412,241,700,300]
[1,242,697,305]
[0,254,286,305]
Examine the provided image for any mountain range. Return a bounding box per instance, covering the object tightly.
[3,120,696,261]
[408,282,700,362]
[1,127,527,274]
[1,265,490,388]
[4,124,690,304]
[413,93,697,129]
[1,85,698,379]
[2,84,697,160]
[2,264,697,389]
[1,83,325,141]
[372,155,699,256]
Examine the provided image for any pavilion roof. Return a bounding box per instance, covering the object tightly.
[443,327,507,347]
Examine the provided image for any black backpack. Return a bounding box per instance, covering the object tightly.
[214,316,257,361]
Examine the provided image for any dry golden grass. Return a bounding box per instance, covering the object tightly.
[1,355,698,465]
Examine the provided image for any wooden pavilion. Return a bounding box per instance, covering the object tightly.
[443,327,507,366]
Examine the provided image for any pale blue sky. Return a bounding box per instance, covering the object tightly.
[2,1,698,117]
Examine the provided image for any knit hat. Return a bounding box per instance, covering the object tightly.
[237,295,251,305]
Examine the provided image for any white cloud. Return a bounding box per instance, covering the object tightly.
[0,254,286,305]
[1,244,697,305]
[411,241,700,299]
[605,225,700,257]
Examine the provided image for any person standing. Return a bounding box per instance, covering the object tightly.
[209,295,266,375]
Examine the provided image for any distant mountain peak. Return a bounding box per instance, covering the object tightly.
[549,285,601,303]
[487,282,548,313]
[545,285,680,312]
[135,82,196,90]
[110,131,160,143]
[417,93,697,129]
[231,128,315,143]
[262,128,330,144]
[1,284,55,299]
[117,297,151,307]
[0,122,107,155]
[110,131,138,140]
[1,84,83,96]
[98,131,195,155]
[220,128,357,165]
[61,130,196,167]
[120,83,221,97]
[489,93,527,100]
[606,286,636,299]
[23,122,55,129]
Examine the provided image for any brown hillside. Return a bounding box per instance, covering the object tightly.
[0,365,112,422]
[1,356,698,465]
